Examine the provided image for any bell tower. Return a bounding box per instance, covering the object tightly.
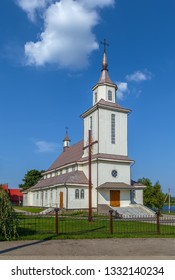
[81,40,131,157]
[63,130,71,151]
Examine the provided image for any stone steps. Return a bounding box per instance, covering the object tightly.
[113,205,155,217]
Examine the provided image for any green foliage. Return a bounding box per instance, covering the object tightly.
[0,188,18,240]
[19,169,44,190]
[138,177,165,209]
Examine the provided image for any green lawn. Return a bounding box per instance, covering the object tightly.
[11,215,175,241]
[14,206,46,213]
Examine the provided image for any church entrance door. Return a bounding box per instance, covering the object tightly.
[110,190,120,207]
[60,192,63,209]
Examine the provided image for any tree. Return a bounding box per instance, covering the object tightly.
[19,169,44,191]
[138,177,165,209]
[0,187,18,240]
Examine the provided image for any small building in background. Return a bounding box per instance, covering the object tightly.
[0,184,23,206]
[8,189,23,206]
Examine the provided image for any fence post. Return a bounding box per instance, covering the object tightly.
[109,210,113,234]
[54,208,59,236]
[156,210,160,234]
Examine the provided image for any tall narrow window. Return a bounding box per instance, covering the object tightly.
[95,92,97,103]
[75,189,79,199]
[108,90,112,101]
[50,190,53,202]
[80,189,85,199]
[111,114,115,144]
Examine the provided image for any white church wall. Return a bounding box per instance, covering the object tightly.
[120,191,131,206]
[23,192,32,206]
[98,161,131,186]
[98,108,128,156]
[134,189,144,205]
[83,110,99,157]
[93,84,116,105]
[98,189,130,207]
[98,189,109,205]
[68,187,88,209]
[80,161,98,208]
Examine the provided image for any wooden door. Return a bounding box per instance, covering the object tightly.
[60,192,63,209]
[110,190,120,207]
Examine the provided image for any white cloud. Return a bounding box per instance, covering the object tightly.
[117,82,129,100]
[17,0,51,21]
[80,0,115,9]
[35,140,58,152]
[16,0,115,69]
[126,70,152,82]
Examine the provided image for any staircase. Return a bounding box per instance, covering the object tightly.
[40,207,54,215]
[113,204,155,217]
[98,204,155,217]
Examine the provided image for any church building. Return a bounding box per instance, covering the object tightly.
[23,46,146,214]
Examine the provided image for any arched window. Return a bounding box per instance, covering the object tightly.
[80,189,85,199]
[75,189,79,199]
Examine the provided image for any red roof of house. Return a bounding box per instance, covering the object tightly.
[9,189,23,197]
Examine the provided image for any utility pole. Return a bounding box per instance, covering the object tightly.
[168,188,171,213]
[83,130,98,222]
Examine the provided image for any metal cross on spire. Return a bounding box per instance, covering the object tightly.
[101,38,109,53]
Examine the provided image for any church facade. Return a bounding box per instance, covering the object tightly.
[23,48,145,212]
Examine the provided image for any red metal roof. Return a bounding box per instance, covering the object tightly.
[9,189,23,197]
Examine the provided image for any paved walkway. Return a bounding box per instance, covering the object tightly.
[0,238,175,259]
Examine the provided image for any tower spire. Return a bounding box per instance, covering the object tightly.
[63,127,71,151]
[101,38,109,71]
[92,39,118,105]
[98,38,113,84]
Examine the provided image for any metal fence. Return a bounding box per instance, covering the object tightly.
[10,210,175,240]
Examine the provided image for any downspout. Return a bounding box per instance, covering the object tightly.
[97,158,99,214]
[97,108,100,213]
[65,184,68,210]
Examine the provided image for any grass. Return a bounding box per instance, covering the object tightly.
[8,214,175,241]
[14,206,46,213]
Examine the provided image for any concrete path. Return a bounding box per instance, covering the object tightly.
[0,238,175,259]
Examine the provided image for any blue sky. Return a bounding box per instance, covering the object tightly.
[0,0,175,196]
